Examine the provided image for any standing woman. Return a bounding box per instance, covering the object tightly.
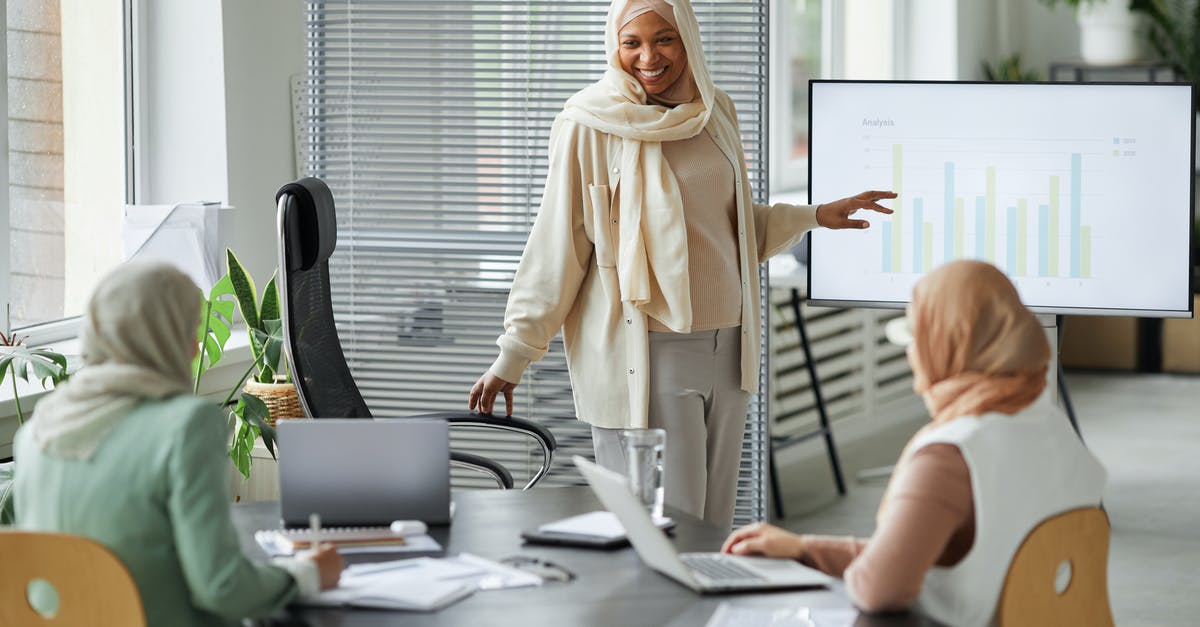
[469,0,893,527]
[14,261,341,626]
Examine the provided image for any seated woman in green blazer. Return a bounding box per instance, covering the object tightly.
[14,261,341,626]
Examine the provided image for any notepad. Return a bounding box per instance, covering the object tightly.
[538,510,673,540]
[304,577,475,612]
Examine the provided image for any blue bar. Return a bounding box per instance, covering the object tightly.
[882,222,892,272]
[944,162,954,262]
[975,197,986,259]
[1007,206,1018,275]
[1070,153,1082,278]
[1038,204,1049,277]
[913,198,924,273]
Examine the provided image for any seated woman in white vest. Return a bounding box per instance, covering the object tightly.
[720,260,1106,627]
[14,261,342,626]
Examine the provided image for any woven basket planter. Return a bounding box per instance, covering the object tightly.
[242,380,303,427]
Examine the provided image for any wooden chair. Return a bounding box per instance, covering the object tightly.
[0,531,145,626]
[997,506,1114,627]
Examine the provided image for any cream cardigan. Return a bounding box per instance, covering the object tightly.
[490,90,818,429]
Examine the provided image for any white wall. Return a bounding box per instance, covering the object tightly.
[900,0,1081,82]
[220,0,305,285]
[140,0,302,289]
[141,1,228,205]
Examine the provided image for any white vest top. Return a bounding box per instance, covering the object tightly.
[907,399,1107,627]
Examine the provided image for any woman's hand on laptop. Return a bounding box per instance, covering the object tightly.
[469,371,517,416]
[721,522,806,560]
[311,544,344,590]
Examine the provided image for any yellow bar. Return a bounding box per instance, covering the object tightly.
[985,166,996,261]
[1017,199,1028,276]
[1081,225,1091,278]
[1049,175,1060,276]
[954,198,964,259]
[892,144,903,271]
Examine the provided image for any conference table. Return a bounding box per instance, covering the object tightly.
[233,487,939,627]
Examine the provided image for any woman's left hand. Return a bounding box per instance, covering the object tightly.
[816,190,897,230]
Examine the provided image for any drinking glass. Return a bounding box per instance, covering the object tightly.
[618,428,665,519]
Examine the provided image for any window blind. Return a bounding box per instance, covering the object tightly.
[304,0,770,524]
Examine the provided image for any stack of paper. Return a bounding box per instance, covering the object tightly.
[300,553,542,612]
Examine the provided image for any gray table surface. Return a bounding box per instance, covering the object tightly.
[233,487,936,627]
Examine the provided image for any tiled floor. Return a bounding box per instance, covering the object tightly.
[772,372,1200,627]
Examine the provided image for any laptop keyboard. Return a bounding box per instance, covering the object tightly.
[680,554,766,582]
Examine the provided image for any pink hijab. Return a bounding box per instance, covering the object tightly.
[907,260,1050,425]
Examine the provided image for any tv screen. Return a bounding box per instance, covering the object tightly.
[807,80,1194,317]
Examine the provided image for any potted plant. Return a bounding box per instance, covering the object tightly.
[1040,0,1142,66]
[982,53,1043,82]
[194,249,294,480]
[0,328,68,524]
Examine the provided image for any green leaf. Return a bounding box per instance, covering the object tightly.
[229,418,255,480]
[260,273,280,325]
[227,249,261,332]
[254,319,286,383]
[0,346,67,386]
[237,392,277,460]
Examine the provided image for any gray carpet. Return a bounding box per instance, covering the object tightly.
[773,372,1200,626]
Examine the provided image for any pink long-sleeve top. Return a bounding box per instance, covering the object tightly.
[799,443,975,613]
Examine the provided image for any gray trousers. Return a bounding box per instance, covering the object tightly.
[592,326,751,530]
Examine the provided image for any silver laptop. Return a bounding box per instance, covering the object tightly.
[574,456,832,593]
[277,419,451,527]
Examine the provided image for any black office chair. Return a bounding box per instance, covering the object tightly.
[274,177,556,490]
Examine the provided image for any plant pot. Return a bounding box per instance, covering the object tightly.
[242,380,303,427]
[1076,0,1140,66]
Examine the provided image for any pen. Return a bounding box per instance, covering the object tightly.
[344,560,421,577]
[309,512,321,552]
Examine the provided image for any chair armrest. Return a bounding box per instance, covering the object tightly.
[415,412,557,490]
[450,451,514,489]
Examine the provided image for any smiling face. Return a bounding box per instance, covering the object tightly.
[616,11,688,97]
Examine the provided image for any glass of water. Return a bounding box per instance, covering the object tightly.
[618,428,666,519]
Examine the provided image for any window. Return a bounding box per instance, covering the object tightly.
[2,0,129,339]
[770,0,897,194]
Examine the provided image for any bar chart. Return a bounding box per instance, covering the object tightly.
[879,144,1093,279]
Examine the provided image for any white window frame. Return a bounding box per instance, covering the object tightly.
[0,0,137,346]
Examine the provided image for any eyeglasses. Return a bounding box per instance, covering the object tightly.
[499,555,576,583]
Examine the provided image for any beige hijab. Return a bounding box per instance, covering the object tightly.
[907,260,1050,425]
[561,0,735,331]
[28,261,202,460]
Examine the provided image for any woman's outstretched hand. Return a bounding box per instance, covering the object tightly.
[721,522,807,560]
[469,371,517,416]
[816,190,897,230]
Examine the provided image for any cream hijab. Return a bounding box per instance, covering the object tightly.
[907,260,1050,426]
[562,0,735,331]
[28,261,202,460]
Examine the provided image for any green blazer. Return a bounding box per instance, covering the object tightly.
[14,396,297,626]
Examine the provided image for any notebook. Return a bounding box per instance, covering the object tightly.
[271,526,409,552]
[277,419,451,526]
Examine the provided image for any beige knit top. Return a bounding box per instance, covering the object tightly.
[648,127,742,333]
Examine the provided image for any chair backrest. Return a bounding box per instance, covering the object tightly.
[997,506,1114,627]
[276,177,372,419]
[0,531,145,626]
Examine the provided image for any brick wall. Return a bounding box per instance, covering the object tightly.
[7,0,64,328]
